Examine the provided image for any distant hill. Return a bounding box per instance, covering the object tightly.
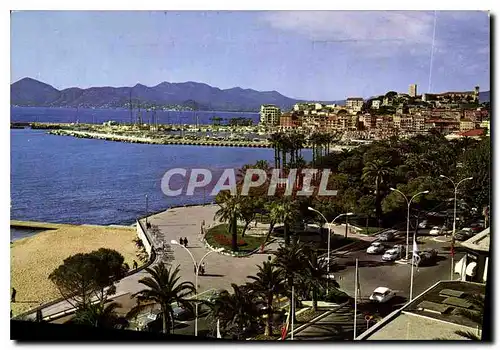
[10,78,341,112]
[479,91,490,103]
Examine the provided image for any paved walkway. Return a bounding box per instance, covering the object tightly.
[148,205,277,293]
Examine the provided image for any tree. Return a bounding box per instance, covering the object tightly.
[49,249,128,309]
[72,302,128,329]
[274,242,307,322]
[128,263,195,334]
[206,284,263,339]
[215,191,243,251]
[272,199,297,245]
[246,261,286,336]
[298,247,328,311]
[362,159,393,227]
[458,137,491,210]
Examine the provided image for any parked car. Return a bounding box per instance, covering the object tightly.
[369,287,396,303]
[413,249,438,266]
[173,306,194,321]
[418,220,429,229]
[382,249,400,261]
[470,223,484,232]
[429,226,441,235]
[378,229,396,242]
[367,242,385,254]
[455,230,475,241]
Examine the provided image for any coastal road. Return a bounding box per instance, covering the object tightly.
[290,235,461,340]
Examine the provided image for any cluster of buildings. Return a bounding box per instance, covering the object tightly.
[259,85,489,140]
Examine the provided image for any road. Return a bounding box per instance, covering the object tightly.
[291,230,463,340]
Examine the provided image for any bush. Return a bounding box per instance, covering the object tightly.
[317,288,352,304]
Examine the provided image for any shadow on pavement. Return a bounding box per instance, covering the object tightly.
[199,273,225,277]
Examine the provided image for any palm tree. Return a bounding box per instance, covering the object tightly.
[247,261,286,336]
[214,191,243,251]
[274,242,307,322]
[273,199,296,245]
[362,159,393,227]
[128,263,195,334]
[207,284,263,339]
[299,247,327,311]
[72,302,128,329]
[268,133,282,169]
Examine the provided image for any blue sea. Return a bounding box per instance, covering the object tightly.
[11,107,311,237]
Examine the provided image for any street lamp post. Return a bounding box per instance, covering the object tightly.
[145,194,149,228]
[389,189,429,261]
[308,207,353,294]
[170,240,224,337]
[439,175,473,279]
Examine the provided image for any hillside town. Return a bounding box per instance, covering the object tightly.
[259,84,490,141]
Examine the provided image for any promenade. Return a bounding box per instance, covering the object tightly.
[21,205,278,321]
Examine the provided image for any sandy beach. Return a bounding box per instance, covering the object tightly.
[10,222,138,316]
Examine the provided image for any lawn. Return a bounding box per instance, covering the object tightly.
[362,227,384,235]
[205,224,264,252]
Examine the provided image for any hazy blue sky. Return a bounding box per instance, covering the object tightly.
[11,11,490,100]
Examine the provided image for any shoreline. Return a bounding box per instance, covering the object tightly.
[10,221,139,316]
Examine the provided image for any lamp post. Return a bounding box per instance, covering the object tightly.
[145,194,149,228]
[439,175,473,279]
[389,189,429,261]
[308,207,353,294]
[170,240,224,336]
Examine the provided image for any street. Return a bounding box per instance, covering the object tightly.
[291,230,464,340]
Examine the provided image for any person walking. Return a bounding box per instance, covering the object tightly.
[200,262,206,275]
[184,237,189,247]
[133,260,138,270]
[179,237,185,246]
[11,288,17,303]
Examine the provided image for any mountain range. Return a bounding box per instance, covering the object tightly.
[11,78,490,112]
[10,78,343,112]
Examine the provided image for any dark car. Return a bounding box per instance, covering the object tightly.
[455,230,474,241]
[413,249,438,266]
[378,229,396,242]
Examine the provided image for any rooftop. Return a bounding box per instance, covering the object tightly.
[357,280,485,340]
[459,129,485,137]
[460,227,490,253]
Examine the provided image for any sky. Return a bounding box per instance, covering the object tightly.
[11,10,490,101]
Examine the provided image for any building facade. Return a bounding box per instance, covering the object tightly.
[409,84,417,97]
[259,104,281,126]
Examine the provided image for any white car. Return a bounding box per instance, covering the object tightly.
[418,220,428,229]
[366,242,385,254]
[382,249,399,261]
[369,287,396,303]
[429,226,441,235]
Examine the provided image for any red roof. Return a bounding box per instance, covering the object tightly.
[459,129,485,137]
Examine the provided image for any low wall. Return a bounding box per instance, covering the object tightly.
[136,219,152,257]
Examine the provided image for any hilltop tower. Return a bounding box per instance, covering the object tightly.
[409,84,417,97]
[474,86,480,102]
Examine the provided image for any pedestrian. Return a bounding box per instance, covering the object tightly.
[184,237,189,247]
[179,237,184,246]
[133,260,138,270]
[11,288,16,303]
[201,262,206,275]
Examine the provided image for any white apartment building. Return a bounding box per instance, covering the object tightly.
[259,104,281,125]
[346,97,364,113]
[371,100,381,109]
